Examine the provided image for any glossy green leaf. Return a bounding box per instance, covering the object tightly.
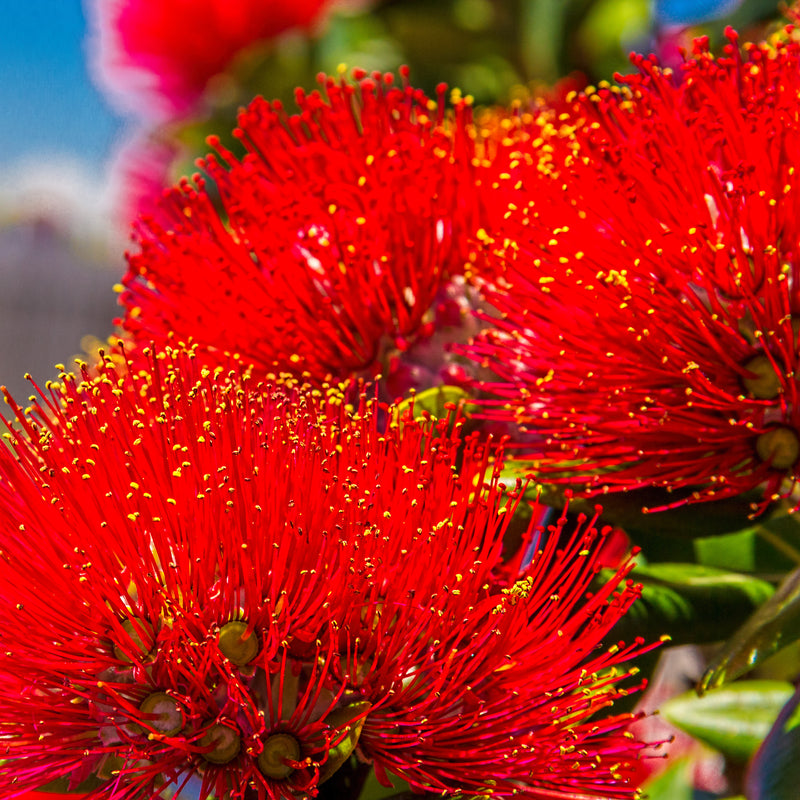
[694,527,785,575]
[660,681,793,762]
[701,566,800,692]
[602,563,774,646]
[318,701,371,784]
[694,506,800,575]
[745,685,800,800]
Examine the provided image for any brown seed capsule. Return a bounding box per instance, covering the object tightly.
[218,620,259,666]
[200,723,242,764]
[138,692,183,736]
[742,354,781,400]
[756,426,800,470]
[258,733,301,779]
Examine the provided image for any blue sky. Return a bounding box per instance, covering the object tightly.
[0,1,749,171]
[0,1,125,171]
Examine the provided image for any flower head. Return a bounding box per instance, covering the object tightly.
[87,0,334,120]
[0,346,654,798]
[466,29,800,513]
[120,70,491,400]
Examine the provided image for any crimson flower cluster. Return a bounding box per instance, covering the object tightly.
[0,346,653,799]
[120,70,494,400]
[466,29,800,512]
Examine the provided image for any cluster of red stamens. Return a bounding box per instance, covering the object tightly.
[0,347,657,799]
[120,69,493,400]
[464,28,800,513]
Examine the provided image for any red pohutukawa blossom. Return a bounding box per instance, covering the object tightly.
[0,346,655,799]
[119,70,492,400]
[465,28,800,512]
[87,0,334,120]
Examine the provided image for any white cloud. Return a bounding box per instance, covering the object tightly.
[0,153,125,258]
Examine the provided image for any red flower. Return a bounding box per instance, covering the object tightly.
[120,70,490,400]
[0,347,654,798]
[87,0,334,120]
[465,28,800,513]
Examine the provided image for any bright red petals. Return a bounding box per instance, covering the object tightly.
[466,30,800,513]
[0,347,654,798]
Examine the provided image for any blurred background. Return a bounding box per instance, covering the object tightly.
[0,0,785,398]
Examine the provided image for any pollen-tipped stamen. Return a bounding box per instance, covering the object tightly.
[257,733,301,779]
[200,723,242,764]
[218,620,259,666]
[742,354,782,399]
[138,692,183,737]
[756,426,800,470]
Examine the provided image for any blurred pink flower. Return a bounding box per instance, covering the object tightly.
[628,647,728,794]
[86,0,335,120]
[107,128,181,229]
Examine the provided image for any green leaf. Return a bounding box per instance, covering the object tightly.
[318,701,371,784]
[639,757,693,800]
[745,685,800,800]
[694,527,781,574]
[392,385,476,422]
[701,565,800,692]
[694,505,800,574]
[357,768,411,800]
[603,563,775,646]
[660,680,793,762]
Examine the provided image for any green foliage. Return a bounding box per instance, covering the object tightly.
[357,769,412,800]
[744,686,800,800]
[661,681,794,762]
[602,563,774,646]
[597,490,779,542]
[702,566,800,692]
[639,758,695,800]
[694,504,800,574]
[317,702,371,784]
[497,476,774,542]
[392,384,476,422]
